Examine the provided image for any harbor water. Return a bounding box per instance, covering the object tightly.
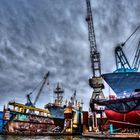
[0,135,106,140]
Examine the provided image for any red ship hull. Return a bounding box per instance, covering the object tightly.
[105,110,140,128]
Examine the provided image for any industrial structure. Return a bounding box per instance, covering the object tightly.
[84,0,140,138]
[0,0,139,138]
[102,26,140,130]
[85,0,105,132]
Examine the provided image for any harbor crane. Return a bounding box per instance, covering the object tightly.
[85,0,140,121]
[115,26,140,72]
[85,0,104,104]
[85,0,105,129]
[26,72,49,107]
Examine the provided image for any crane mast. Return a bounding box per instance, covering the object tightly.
[85,0,104,131]
[86,0,101,77]
[85,0,104,101]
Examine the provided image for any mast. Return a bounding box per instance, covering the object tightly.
[54,83,64,107]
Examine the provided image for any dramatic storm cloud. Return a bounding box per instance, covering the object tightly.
[0,0,139,110]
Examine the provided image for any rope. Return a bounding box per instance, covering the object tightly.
[124,25,140,44]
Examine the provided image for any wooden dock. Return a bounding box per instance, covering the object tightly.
[83,132,140,139]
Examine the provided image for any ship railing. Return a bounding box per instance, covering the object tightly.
[92,95,140,106]
[7,101,51,118]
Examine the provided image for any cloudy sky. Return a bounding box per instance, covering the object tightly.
[0,0,140,110]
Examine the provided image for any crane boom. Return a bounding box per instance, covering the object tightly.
[115,43,131,70]
[115,26,140,71]
[85,0,104,99]
[86,0,101,77]
[33,72,49,106]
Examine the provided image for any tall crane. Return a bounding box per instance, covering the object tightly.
[85,0,104,130]
[115,26,140,72]
[26,72,49,107]
[85,0,104,101]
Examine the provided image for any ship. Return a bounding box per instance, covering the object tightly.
[0,72,58,135]
[96,23,140,131]
[44,83,83,130]
[102,71,140,129]
[62,90,84,134]
[101,33,140,130]
[44,83,84,133]
[102,71,140,97]
[44,83,65,129]
[1,101,55,135]
[83,0,140,137]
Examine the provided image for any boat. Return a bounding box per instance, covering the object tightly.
[0,72,60,135]
[1,101,55,135]
[100,25,140,130]
[44,83,84,134]
[102,71,140,96]
[44,83,65,129]
[102,70,140,130]
[63,92,84,134]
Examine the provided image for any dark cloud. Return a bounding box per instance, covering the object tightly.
[0,0,139,110]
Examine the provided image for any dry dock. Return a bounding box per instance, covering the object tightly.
[83,132,140,139]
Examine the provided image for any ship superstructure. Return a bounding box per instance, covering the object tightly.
[44,83,65,129]
[44,83,84,132]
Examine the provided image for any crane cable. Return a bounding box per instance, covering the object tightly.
[27,79,44,96]
[126,32,139,63]
[122,25,140,68]
[123,25,140,45]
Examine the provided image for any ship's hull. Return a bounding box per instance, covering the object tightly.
[46,105,65,128]
[104,95,140,128]
[102,72,140,96]
[53,118,64,128]
[101,72,140,128]
[3,110,55,134]
[105,109,140,128]
[1,102,56,134]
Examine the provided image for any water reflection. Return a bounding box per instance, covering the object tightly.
[0,135,106,140]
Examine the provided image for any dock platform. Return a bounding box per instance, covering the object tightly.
[83,132,140,139]
[0,132,81,136]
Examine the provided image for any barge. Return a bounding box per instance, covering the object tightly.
[1,101,55,135]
